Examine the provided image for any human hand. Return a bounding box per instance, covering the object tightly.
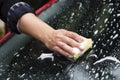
[18,13,84,57]
[43,29,85,57]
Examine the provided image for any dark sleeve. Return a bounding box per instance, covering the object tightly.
[0,0,35,34]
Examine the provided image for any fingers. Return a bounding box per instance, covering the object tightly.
[65,31,84,43]
[58,30,84,51]
[57,41,74,55]
[53,46,69,56]
[59,35,84,51]
[54,35,84,56]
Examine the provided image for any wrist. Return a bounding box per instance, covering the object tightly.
[39,25,55,44]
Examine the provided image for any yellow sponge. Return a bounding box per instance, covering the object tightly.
[68,38,93,60]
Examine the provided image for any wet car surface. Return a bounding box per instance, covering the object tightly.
[0,0,120,80]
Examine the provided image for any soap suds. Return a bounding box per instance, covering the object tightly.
[37,53,54,61]
[93,56,120,65]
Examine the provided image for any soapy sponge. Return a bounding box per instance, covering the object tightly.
[68,38,93,60]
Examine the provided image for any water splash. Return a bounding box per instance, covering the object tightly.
[93,56,120,65]
[37,53,54,61]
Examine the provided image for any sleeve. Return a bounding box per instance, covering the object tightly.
[0,0,35,34]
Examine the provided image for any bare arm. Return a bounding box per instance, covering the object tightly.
[18,13,84,56]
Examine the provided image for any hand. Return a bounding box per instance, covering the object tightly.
[43,29,84,56]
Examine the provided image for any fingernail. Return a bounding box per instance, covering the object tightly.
[72,47,81,54]
[79,43,85,50]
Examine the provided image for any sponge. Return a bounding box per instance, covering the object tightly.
[68,38,93,61]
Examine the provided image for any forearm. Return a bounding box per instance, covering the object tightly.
[18,13,55,43]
